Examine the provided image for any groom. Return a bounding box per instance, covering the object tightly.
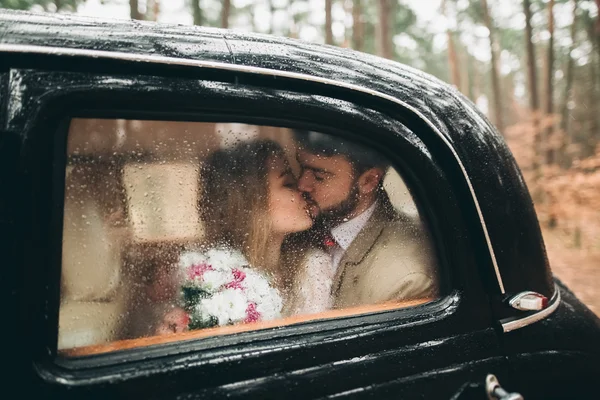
[294,130,439,309]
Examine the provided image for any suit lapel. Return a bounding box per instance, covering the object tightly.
[331,199,393,298]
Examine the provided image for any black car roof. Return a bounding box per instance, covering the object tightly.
[0,8,554,302]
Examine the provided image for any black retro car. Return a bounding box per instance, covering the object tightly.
[1,9,599,400]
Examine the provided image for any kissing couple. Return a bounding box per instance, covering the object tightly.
[158,130,438,333]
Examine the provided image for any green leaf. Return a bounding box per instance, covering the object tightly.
[181,286,211,310]
[188,315,218,330]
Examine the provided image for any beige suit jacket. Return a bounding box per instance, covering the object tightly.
[332,196,439,309]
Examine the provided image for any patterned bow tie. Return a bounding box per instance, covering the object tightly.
[323,234,337,248]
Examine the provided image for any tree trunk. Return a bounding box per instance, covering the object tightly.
[473,60,482,103]
[464,51,475,101]
[269,0,276,35]
[506,73,518,126]
[325,0,334,45]
[249,6,258,32]
[146,0,160,21]
[523,0,539,112]
[589,17,600,144]
[591,61,599,144]
[524,0,541,170]
[545,0,556,164]
[481,0,503,134]
[596,0,600,61]
[352,0,364,51]
[191,0,202,26]
[289,1,298,38]
[443,0,461,89]
[560,0,578,141]
[447,33,461,89]
[376,0,393,59]
[54,0,62,11]
[130,0,143,20]
[221,0,230,29]
[544,0,555,116]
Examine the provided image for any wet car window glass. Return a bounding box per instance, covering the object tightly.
[58,119,440,356]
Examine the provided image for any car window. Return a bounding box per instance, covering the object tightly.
[58,118,440,356]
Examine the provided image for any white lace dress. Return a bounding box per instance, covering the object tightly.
[285,248,336,316]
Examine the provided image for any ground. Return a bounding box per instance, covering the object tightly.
[544,228,600,316]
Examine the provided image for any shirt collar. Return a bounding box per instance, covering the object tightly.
[331,201,378,250]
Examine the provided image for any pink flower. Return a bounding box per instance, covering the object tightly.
[244,302,261,323]
[232,268,246,281]
[187,263,214,280]
[225,268,247,290]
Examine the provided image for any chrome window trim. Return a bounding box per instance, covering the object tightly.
[0,43,506,294]
[501,286,561,333]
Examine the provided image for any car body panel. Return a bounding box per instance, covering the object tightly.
[0,66,505,398]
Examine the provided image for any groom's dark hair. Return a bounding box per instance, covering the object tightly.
[293,129,389,174]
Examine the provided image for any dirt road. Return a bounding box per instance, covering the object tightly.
[543,229,600,316]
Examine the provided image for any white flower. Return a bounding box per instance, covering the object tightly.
[244,268,273,300]
[256,287,283,321]
[196,288,248,326]
[201,269,231,291]
[178,250,209,271]
[179,246,283,327]
[205,247,249,271]
[243,268,283,320]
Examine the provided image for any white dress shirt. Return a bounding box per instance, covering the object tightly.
[330,201,378,271]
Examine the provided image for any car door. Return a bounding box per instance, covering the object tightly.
[3,62,509,398]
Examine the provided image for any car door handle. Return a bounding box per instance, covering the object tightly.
[486,374,523,400]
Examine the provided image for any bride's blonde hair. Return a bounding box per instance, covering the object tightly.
[200,140,287,271]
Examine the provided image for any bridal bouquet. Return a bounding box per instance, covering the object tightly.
[177,247,283,330]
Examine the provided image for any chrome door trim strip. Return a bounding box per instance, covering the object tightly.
[0,43,506,293]
[501,286,561,333]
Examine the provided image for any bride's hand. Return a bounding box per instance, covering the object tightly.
[156,307,190,335]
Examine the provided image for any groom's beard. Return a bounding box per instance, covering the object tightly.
[314,181,360,229]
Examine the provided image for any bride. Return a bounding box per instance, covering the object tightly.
[158,139,334,334]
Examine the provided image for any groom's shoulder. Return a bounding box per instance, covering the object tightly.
[378,215,432,250]
[369,201,436,266]
[374,198,427,242]
[370,209,438,277]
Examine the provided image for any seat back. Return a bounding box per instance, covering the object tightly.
[58,167,127,350]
